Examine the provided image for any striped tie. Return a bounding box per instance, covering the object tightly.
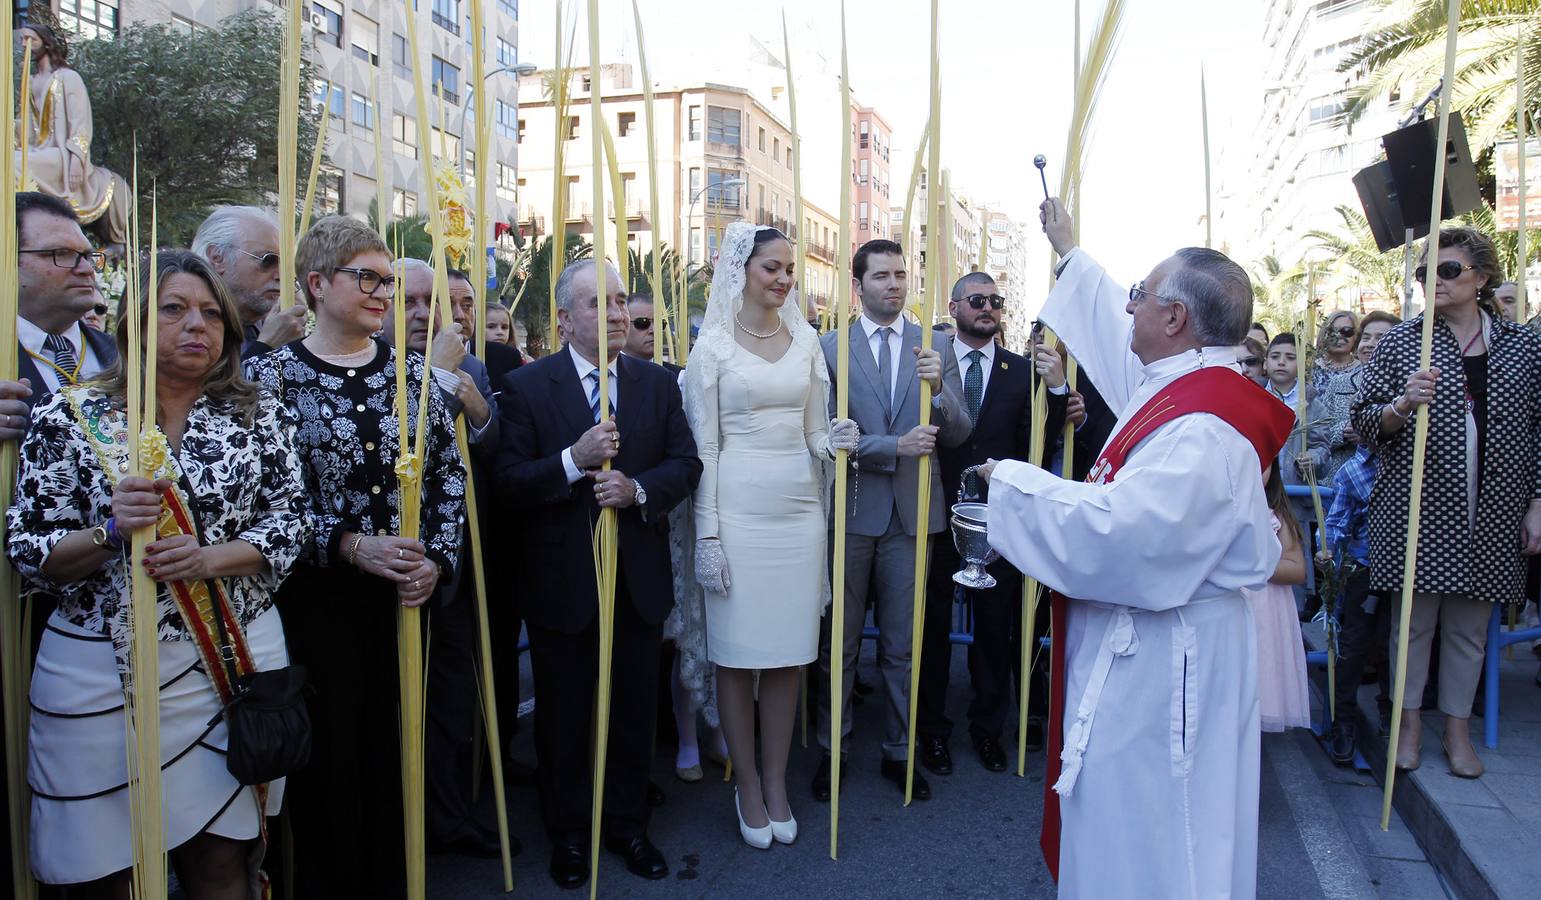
[586,371,615,423]
[44,334,79,382]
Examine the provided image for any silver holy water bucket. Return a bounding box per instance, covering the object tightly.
[951,467,999,589]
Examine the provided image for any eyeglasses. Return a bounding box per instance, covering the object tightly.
[1129,282,1177,304]
[239,248,281,270]
[20,247,106,273]
[1328,326,1356,339]
[1414,261,1476,283]
[1240,356,1261,367]
[962,293,1004,311]
[92,304,109,315]
[631,317,653,330]
[334,266,397,298]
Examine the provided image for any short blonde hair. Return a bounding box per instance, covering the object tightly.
[295,215,389,309]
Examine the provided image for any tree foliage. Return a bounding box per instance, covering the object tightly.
[72,9,324,245]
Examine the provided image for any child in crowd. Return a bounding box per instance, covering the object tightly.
[1265,333,1333,487]
[1246,465,1312,732]
[1317,442,1386,765]
[1239,337,1267,387]
[484,302,514,346]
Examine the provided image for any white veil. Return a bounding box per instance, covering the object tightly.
[682,221,831,440]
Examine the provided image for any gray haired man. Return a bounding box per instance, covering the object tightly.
[192,205,308,357]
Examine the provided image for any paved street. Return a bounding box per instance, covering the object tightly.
[428,640,1449,899]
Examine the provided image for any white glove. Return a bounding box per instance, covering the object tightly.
[695,538,732,594]
[828,418,860,453]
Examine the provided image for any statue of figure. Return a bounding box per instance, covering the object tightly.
[16,23,128,245]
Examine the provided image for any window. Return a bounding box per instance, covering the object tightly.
[393,113,418,159]
[757,184,766,214]
[688,168,702,200]
[313,79,345,120]
[431,0,461,35]
[786,146,793,167]
[351,93,374,131]
[858,159,869,184]
[497,0,518,16]
[773,137,780,160]
[393,33,412,79]
[859,201,869,229]
[431,128,460,161]
[464,149,476,181]
[497,38,517,68]
[59,0,119,41]
[758,127,767,151]
[690,227,703,264]
[432,56,461,105]
[1308,93,1345,125]
[565,115,580,141]
[706,169,740,209]
[495,100,517,140]
[581,75,592,93]
[310,0,343,48]
[517,118,527,143]
[621,173,636,208]
[393,189,417,218]
[706,107,741,146]
[352,13,379,65]
[566,176,582,212]
[170,15,197,35]
[497,163,517,201]
[687,106,702,141]
[318,165,344,215]
[618,112,635,137]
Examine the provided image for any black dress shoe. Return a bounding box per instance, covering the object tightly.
[1326,720,1357,767]
[919,736,953,775]
[972,734,1008,772]
[646,781,666,808]
[548,842,587,890]
[603,835,668,880]
[811,752,847,802]
[1024,716,1045,752]
[879,759,930,800]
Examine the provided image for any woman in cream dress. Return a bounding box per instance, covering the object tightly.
[684,223,857,848]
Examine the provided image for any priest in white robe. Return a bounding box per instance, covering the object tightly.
[978,198,1292,900]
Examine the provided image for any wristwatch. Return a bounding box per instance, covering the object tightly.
[633,479,647,507]
[91,518,122,552]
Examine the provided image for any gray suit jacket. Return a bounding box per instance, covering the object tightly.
[821,319,970,537]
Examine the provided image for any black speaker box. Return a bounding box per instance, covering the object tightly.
[1352,161,1407,253]
[1355,113,1482,252]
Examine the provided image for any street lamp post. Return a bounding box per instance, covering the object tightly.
[456,61,538,293]
[682,176,745,267]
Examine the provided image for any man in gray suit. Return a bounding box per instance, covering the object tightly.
[815,239,970,801]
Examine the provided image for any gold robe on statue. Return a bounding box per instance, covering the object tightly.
[18,68,127,243]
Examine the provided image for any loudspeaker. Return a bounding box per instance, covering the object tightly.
[1352,161,1407,253]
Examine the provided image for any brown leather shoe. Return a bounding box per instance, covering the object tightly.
[1442,718,1484,779]
[1395,711,1422,771]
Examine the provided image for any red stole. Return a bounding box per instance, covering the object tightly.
[1039,365,1294,880]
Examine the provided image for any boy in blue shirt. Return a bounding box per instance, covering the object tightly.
[1316,443,1383,766]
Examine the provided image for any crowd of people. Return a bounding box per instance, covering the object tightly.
[0,184,1538,899]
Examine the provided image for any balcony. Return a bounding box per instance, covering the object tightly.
[807,242,835,262]
[705,140,743,160]
[606,196,647,219]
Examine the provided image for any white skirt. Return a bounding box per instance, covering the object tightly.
[27,605,289,885]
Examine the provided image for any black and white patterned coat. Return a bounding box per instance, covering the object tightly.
[244,339,465,573]
[1350,314,1541,603]
[5,387,309,668]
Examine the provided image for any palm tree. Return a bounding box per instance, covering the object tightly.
[1340,0,1541,153]
[503,234,593,355]
[1249,255,1309,335]
[1304,205,1410,309]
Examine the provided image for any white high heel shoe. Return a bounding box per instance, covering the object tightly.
[769,810,797,845]
[735,789,772,850]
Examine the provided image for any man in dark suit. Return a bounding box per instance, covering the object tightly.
[495,260,701,889]
[14,192,118,417]
[917,274,1068,775]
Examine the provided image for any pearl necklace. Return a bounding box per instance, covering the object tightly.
[735,313,784,340]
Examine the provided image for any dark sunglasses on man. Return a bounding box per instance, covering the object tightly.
[631,316,653,330]
[240,249,282,270]
[1414,261,1475,283]
[962,293,1004,311]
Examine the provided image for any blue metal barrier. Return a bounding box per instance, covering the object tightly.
[1484,606,1541,750]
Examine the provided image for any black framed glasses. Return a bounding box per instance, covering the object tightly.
[20,247,106,273]
[962,293,1004,310]
[239,248,281,270]
[334,266,397,298]
[1129,281,1176,304]
[1414,261,1475,282]
[631,316,653,330]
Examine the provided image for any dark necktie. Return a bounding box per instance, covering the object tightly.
[44,334,79,383]
[964,349,984,423]
[586,370,615,423]
[876,326,894,418]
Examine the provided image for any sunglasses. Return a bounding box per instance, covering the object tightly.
[631,317,653,330]
[962,293,1004,311]
[1328,326,1355,339]
[239,248,281,270]
[1240,356,1261,367]
[1414,261,1475,283]
[92,304,109,315]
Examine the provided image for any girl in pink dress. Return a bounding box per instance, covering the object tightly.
[1246,464,1312,731]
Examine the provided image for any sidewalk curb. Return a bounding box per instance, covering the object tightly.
[1270,729,1378,900]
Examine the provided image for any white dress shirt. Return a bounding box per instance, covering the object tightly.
[16,317,107,394]
[951,335,997,397]
[560,344,620,484]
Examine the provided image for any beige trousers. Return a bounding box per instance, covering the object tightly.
[1392,591,1492,719]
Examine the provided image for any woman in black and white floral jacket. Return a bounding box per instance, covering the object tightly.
[7,250,308,895]
[1351,226,1541,781]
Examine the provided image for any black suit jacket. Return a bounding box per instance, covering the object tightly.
[938,344,1066,509]
[1067,371,1116,484]
[16,325,119,415]
[482,341,525,387]
[494,348,701,634]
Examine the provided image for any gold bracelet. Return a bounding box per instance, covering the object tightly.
[347,534,364,567]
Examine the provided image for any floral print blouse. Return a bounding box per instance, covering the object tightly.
[243,339,465,574]
[5,388,308,669]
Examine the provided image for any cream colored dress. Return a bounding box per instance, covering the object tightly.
[18,68,128,242]
[692,338,830,669]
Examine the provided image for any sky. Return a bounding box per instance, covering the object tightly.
[517,0,1265,310]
